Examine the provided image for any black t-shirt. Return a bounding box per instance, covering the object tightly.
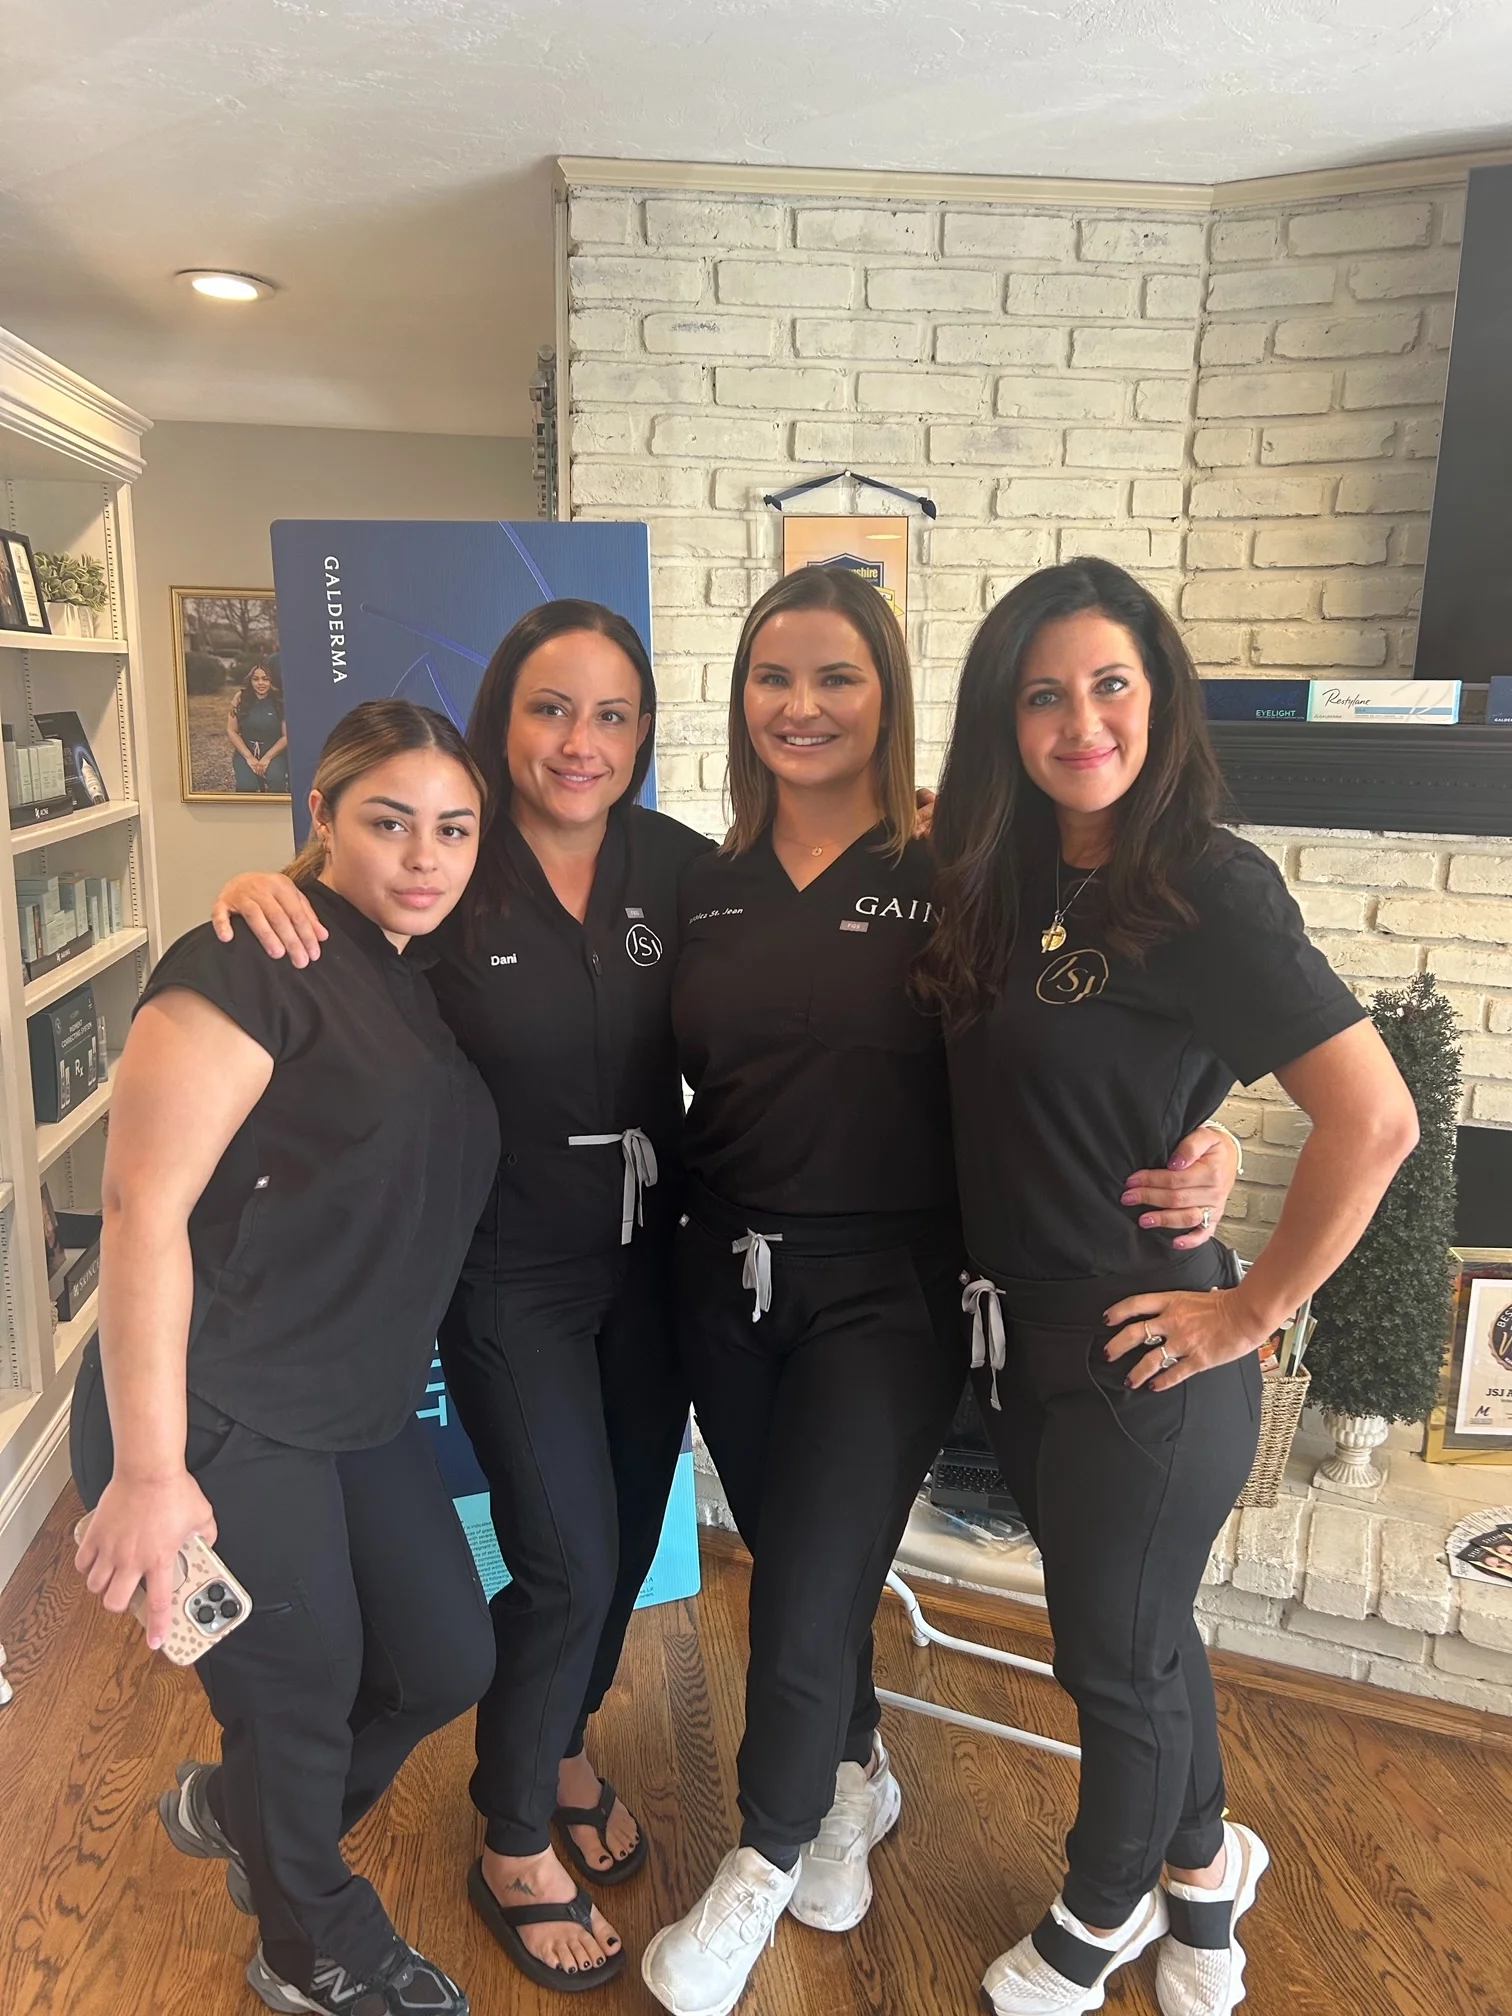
[674,828,955,1216]
[138,881,500,1450]
[425,803,714,1264]
[948,828,1368,1281]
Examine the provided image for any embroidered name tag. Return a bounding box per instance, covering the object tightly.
[625,906,644,919]
[840,919,869,933]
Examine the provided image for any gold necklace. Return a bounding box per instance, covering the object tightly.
[1041,860,1099,953]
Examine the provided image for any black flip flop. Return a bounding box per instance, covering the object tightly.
[467,1859,625,1993]
[553,1777,650,1888]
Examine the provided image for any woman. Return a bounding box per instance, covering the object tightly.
[229,664,290,793]
[919,558,1418,2016]
[73,701,500,2016]
[640,567,1239,2016]
[212,601,713,1991]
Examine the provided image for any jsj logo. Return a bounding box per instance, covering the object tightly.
[1036,948,1109,1005]
[854,896,935,923]
[626,923,663,967]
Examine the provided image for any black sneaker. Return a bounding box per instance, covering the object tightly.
[157,1759,253,1914]
[246,1941,469,2016]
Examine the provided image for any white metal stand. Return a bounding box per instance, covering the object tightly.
[878,1568,1080,1762]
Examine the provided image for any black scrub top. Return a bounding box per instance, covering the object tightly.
[235,694,284,755]
[673,827,956,1217]
[138,880,500,1452]
[948,827,1368,1282]
[426,803,714,1265]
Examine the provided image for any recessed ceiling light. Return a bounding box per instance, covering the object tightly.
[176,269,279,302]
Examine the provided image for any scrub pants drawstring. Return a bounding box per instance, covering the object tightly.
[732,1230,783,1322]
[566,1127,659,1244]
[961,1273,1007,1410]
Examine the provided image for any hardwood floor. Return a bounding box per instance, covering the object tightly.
[2,1494,1510,2016]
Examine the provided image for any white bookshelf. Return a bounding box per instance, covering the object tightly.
[0,326,159,1593]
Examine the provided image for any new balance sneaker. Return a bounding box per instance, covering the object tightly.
[246,1940,468,2015]
[157,1759,253,1914]
[789,1741,901,1932]
[1156,1822,1270,2016]
[981,1889,1168,2015]
[641,1846,798,2016]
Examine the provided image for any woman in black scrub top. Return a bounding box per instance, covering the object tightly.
[212,602,712,1992]
[640,568,1241,2016]
[228,664,290,793]
[73,702,499,2016]
[920,559,1418,2016]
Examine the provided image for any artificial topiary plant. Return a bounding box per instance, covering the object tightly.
[35,550,108,611]
[1306,970,1461,1423]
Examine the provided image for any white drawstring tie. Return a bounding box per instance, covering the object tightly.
[732,1230,783,1322]
[566,1127,658,1245]
[961,1273,1007,1411]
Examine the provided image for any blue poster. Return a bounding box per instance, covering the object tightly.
[269,519,656,840]
[271,518,698,1612]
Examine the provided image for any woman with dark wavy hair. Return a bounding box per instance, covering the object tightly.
[920,558,1417,2016]
[209,600,712,1993]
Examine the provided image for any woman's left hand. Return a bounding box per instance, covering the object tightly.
[914,786,937,840]
[1104,1285,1270,1391]
[1121,1123,1239,1249]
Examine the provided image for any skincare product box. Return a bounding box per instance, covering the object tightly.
[1306,679,1461,724]
[28,981,102,1124]
[1202,680,1311,722]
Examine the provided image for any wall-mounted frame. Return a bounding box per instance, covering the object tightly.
[171,588,288,802]
[0,530,49,634]
[1424,1248,1512,1465]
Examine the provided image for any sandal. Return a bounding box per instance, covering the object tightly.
[466,1858,626,1992]
[553,1777,650,1888]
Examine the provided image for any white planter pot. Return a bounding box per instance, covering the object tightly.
[45,601,82,637]
[1316,1411,1391,1489]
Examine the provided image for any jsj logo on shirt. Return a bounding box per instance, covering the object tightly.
[625,922,663,966]
[1036,947,1109,1005]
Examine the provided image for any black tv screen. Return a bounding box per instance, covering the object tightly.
[1415,163,1512,683]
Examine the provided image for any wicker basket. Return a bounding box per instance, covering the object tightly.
[1236,1365,1311,1509]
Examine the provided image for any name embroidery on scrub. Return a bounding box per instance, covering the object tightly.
[490,953,518,967]
[853,895,935,922]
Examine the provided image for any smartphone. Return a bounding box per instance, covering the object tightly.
[74,1518,253,1666]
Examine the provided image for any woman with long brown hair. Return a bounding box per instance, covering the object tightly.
[74,701,499,2016]
[919,559,1418,2016]
[640,567,1240,2016]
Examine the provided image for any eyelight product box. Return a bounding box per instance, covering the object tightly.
[1201,679,1311,722]
[1489,677,1512,724]
[1306,678,1461,724]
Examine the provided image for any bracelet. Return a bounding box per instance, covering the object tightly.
[1207,1119,1245,1178]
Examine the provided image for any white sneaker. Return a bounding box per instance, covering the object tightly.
[982,1890,1168,2015]
[641,1846,798,2016]
[1156,1821,1270,2016]
[789,1741,902,1932]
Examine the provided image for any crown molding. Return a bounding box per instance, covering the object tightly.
[558,141,1512,214]
[1217,142,1512,208]
[555,156,1213,213]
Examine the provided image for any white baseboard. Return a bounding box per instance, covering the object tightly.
[0,1379,72,1594]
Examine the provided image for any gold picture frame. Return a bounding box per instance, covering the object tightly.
[172,587,289,803]
[1423,1247,1512,1465]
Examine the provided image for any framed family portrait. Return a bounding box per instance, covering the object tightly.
[1424,1248,1512,1465]
[172,588,289,803]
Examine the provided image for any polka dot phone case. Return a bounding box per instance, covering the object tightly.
[74,1518,253,1665]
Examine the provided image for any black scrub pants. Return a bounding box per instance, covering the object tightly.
[676,1184,968,1868]
[70,1339,494,1992]
[437,1186,690,1858]
[969,1247,1260,1929]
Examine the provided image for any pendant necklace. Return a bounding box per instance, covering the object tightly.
[1041,860,1099,954]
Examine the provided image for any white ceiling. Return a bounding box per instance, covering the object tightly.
[1,0,1509,439]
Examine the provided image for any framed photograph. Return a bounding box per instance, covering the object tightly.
[171,589,288,802]
[0,532,51,634]
[781,516,909,629]
[1424,1248,1512,1465]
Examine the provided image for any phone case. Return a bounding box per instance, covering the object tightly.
[74,1517,253,1665]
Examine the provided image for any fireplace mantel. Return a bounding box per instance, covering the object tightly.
[1210,723,1512,837]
